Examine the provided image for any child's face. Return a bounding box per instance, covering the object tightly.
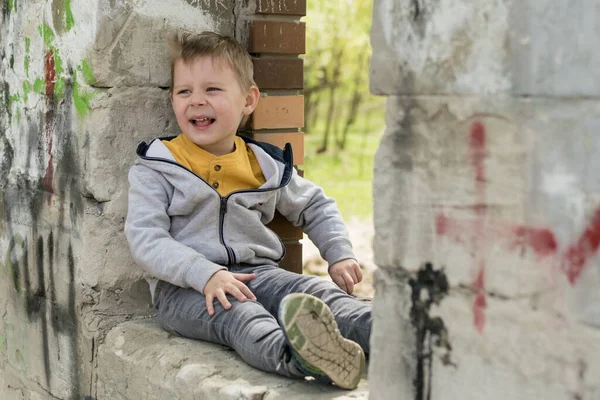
[170,56,259,156]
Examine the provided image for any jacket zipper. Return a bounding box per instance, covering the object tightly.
[219,197,236,265]
[140,142,294,265]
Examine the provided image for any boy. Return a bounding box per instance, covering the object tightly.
[125,32,371,390]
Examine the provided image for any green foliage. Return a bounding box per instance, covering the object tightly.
[304,105,385,220]
[303,0,386,219]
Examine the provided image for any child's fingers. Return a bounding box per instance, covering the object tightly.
[227,285,249,303]
[232,273,256,282]
[342,272,355,294]
[235,281,257,301]
[354,264,363,282]
[216,290,231,311]
[333,274,347,293]
[205,293,215,316]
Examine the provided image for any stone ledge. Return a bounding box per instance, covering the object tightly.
[96,319,369,400]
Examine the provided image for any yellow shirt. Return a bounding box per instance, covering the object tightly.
[162,135,266,196]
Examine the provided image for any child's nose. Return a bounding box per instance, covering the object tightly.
[189,92,206,106]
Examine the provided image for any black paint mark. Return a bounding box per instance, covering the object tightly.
[412,0,421,20]
[37,235,51,388]
[8,236,22,293]
[409,262,454,400]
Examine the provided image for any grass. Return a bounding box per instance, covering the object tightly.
[302,99,386,221]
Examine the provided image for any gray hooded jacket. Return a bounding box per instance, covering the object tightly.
[124,135,356,297]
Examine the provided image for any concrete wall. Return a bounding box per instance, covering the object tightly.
[369,1,600,399]
[0,1,236,398]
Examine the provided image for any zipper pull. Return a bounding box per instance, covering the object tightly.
[220,197,227,214]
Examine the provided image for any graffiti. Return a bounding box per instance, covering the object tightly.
[186,0,229,11]
[561,206,600,284]
[44,49,56,202]
[1,20,84,394]
[4,232,80,397]
[436,120,600,333]
[409,262,453,400]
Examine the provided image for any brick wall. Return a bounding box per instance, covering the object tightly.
[239,0,307,274]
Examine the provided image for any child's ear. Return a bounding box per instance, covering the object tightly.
[243,86,260,116]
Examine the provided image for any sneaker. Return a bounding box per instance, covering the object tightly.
[278,293,365,390]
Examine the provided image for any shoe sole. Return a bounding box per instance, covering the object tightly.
[279,293,365,390]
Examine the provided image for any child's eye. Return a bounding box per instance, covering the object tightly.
[177,89,191,95]
[207,87,221,92]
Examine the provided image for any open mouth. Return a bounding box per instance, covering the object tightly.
[190,117,215,127]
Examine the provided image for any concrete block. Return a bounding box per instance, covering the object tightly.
[370,0,600,97]
[251,95,304,129]
[81,86,177,203]
[96,319,369,399]
[370,0,511,95]
[89,0,235,87]
[509,1,600,97]
[374,95,600,296]
[430,292,600,399]
[368,268,416,400]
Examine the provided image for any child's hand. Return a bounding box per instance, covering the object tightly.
[329,259,363,294]
[204,270,257,316]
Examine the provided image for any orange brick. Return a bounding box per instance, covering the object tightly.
[280,241,303,274]
[253,132,304,164]
[253,57,303,90]
[266,212,303,240]
[248,21,305,54]
[252,95,304,129]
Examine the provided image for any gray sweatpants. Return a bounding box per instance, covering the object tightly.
[153,264,372,378]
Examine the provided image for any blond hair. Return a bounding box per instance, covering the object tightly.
[168,31,256,93]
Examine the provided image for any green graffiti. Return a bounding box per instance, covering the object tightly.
[79,59,96,85]
[9,54,14,69]
[65,0,74,31]
[15,108,21,123]
[72,70,96,117]
[36,25,66,100]
[55,78,65,100]
[24,37,30,77]
[53,51,64,75]
[22,81,31,102]
[8,93,20,109]
[38,23,55,48]
[7,0,16,12]
[33,78,45,94]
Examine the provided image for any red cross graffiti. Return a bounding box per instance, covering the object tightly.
[435,121,600,333]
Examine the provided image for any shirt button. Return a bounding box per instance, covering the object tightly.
[214,165,221,171]
[212,182,219,189]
